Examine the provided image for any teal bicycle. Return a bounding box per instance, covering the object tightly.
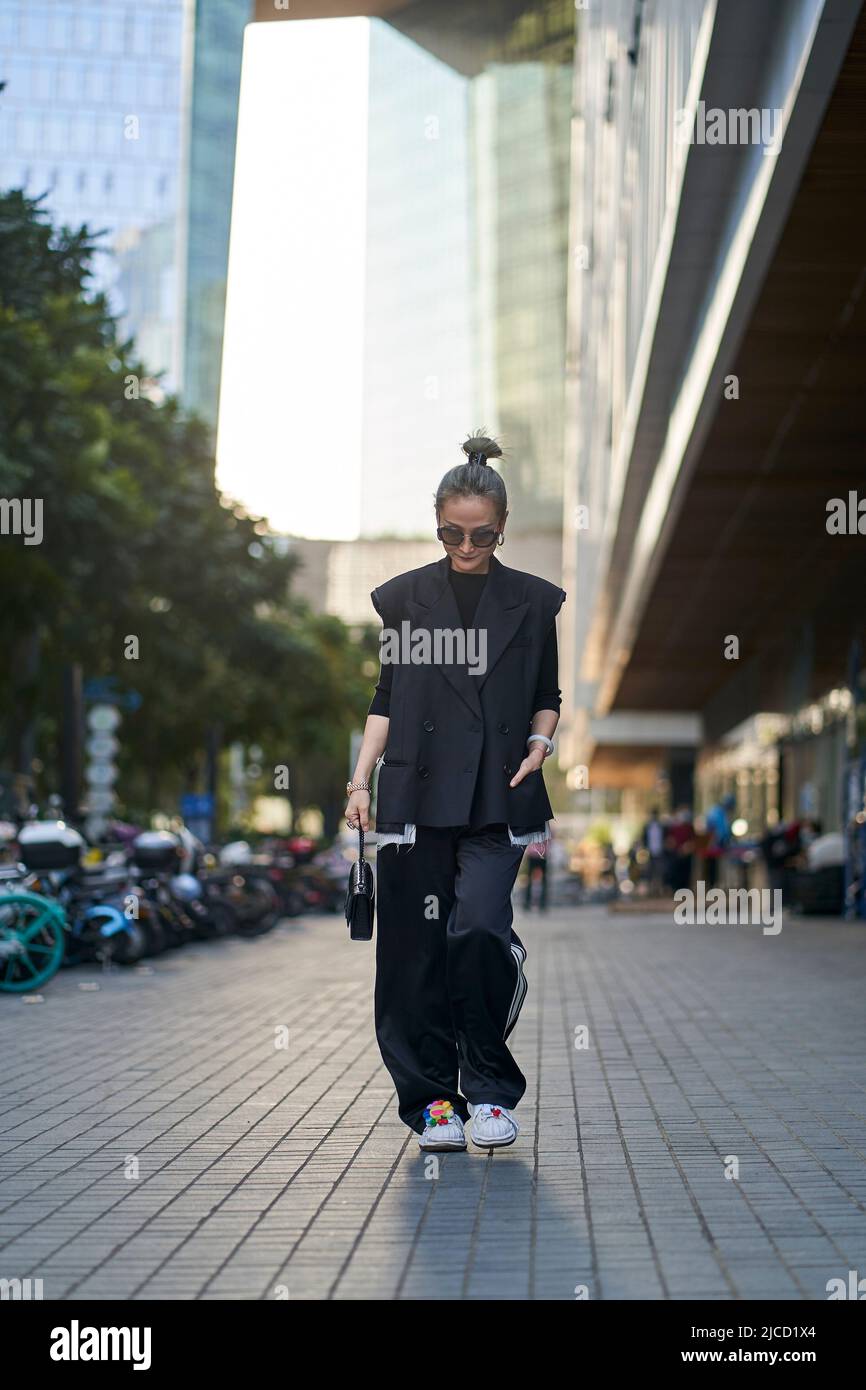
[0,881,68,992]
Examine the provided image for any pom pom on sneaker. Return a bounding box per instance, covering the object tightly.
[417,1099,467,1151]
[423,1099,456,1127]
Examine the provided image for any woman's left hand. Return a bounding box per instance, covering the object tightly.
[509,744,546,788]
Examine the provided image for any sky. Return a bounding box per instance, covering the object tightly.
[216,19,370,540]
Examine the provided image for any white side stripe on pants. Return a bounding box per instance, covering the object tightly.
[505,941,527,1034]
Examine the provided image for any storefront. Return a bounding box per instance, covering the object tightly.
[777,690,850,834]
[695,713,785,835]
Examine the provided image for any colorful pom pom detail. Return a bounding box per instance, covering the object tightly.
[423,1099,456,1128]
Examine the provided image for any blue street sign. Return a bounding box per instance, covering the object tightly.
[181,793,215,820]
[83,677,142,711]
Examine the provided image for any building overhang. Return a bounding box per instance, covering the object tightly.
[582,746,680,793]
[253,0,544,76]
[569,709,702,789]
[591,711,701,742]
[582,0,866,722]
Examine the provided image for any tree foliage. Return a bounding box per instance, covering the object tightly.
[0,188,374,830]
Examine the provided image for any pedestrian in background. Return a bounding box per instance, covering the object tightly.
[344,433,566,1153]
[642,807,667,895]
[523,837,549,911]
[667,806,695,893]
[704,793,735,888]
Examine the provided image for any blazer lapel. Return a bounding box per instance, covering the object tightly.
[405,558,480,718]
[470,555,530,692]
[404,555,530,717]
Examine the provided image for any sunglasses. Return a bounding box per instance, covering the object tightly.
[436,524,500,549]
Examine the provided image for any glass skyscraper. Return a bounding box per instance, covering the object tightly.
[179,0,251,429]
[0,0,251,425]
[362,0,574,544]
[0,0,186,390]
[360,19,476,537]
[362,2,574,543]
[470,0,574,539]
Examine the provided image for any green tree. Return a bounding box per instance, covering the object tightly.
[0,187,371,831]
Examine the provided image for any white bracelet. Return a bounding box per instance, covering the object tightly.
[527,733,554,756]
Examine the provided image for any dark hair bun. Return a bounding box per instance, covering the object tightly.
[461,430,502,467]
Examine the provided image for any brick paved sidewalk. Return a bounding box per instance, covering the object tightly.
[2,905,866,1300]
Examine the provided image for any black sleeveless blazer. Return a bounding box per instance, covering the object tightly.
[370,554,566,829]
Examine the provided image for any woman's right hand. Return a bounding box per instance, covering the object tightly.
[345,789,371,832]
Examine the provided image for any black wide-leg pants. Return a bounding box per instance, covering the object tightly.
[374,823,528,1133]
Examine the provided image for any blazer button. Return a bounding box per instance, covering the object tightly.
[498,722,509,734]
[417,765,430,779]
[423,719,435,732]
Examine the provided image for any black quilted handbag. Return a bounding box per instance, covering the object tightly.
[344,825,375,940]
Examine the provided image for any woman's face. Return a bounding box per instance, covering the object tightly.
[438,496,506,574]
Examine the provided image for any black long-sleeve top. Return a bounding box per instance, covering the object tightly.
[368,566,561,718]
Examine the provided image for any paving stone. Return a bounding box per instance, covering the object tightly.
[1,907,865,1299]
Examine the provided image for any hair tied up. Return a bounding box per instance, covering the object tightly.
[461,429,503,469]
[435,429,508,519]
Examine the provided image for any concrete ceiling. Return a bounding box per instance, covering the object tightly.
[254,0,409,18]
[253,0,547,76]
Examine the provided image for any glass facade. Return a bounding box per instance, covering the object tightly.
[561,0,711,736]
[471,51,573,536]
[180,0,251,430]
[360,0,575,542]
[0,0,186,388]
[0,0,250,422]
[360,19,475,538]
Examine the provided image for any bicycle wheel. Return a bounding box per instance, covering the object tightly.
[228,874,280,938]
[0,891,67,992]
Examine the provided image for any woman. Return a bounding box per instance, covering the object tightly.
[344,433,566,1152]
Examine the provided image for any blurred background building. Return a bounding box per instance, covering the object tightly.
[561,0,866,870]
[178,0,250,426]
[0,0,250,422]
[287,537,441,626]
[359,21,475,538]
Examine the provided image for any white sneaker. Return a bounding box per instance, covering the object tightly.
[417,1099,467,1151]
[467,1103,519,1149]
